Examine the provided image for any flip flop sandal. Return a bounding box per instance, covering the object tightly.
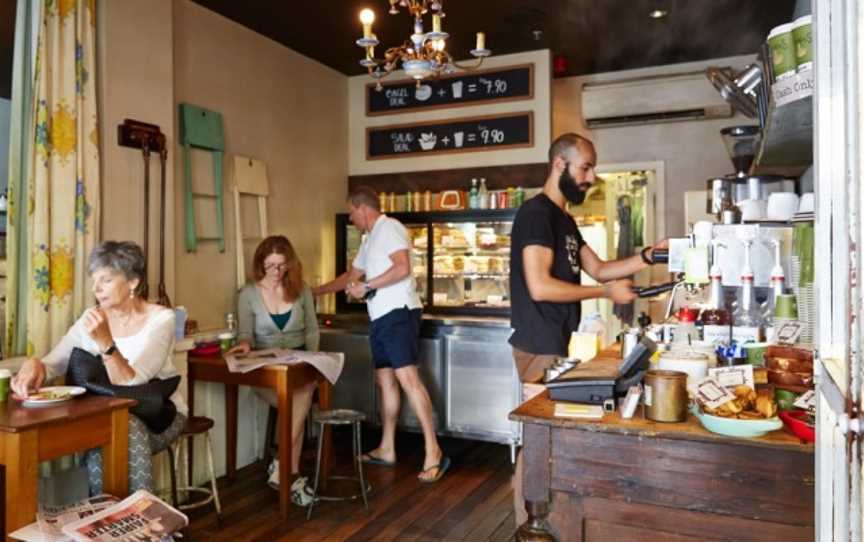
[361,453,396,467]
[418,456,451,484]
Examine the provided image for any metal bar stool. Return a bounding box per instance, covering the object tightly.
[170,416,222,520]
[306,409,370,519]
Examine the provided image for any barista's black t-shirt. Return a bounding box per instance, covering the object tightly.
[509,193,586,356]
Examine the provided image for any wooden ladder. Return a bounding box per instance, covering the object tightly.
[232,155,270,290]
[180,103,226,252]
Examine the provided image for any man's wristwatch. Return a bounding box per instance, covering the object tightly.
[101,342,117,356]
[640,246,654,265]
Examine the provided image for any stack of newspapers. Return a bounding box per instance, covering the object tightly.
[11,490,187,542]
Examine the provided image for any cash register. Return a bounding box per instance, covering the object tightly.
[546,337,657,404]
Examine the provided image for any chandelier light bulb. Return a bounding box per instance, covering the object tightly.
[360,9,376,25]
[432,39,445,52]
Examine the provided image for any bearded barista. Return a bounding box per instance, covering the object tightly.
[508,133,667,526]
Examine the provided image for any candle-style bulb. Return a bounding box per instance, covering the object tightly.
[476,32,486,50]
[432,14,442,33]
[360,9,375,39]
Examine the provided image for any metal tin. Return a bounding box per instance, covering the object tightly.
[643,370,688,423]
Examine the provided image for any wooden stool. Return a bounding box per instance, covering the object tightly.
[170,416,222,519]
[306,409,369,519]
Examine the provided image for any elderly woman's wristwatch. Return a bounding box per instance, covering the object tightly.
[101,342,117,356]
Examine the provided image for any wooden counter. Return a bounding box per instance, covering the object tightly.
[508,350,815,542]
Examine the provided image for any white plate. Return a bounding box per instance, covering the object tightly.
[22,386,86,407]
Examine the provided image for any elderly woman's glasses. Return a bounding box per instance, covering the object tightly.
[264,263,290,272]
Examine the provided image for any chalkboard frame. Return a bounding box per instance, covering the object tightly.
[365,111,534,161]
[365,63,535,117]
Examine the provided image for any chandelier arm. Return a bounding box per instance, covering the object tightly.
[451,57,486,71]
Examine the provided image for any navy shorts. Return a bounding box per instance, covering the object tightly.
[370,307,422,369]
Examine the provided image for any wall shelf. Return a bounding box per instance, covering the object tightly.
[751,72,814,178]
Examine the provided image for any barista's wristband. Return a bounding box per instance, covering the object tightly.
[640,246,654,265]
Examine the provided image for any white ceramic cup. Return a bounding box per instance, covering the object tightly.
[739,199,766,221]
[766,192,800,221]
[798,192,815,213]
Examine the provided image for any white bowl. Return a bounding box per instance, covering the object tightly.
[766,192,800,221]
[739,199,766,221]
[798,192,814,213]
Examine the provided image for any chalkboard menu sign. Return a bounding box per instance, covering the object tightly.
[366,64,534,116]
[366,112,533,160]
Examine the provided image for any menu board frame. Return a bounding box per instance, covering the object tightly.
[365,63,535,116]
[365,111,534,161]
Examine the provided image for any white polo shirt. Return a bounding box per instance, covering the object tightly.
[353,214,422,321]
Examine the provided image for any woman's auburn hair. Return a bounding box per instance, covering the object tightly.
[252,235,303,302]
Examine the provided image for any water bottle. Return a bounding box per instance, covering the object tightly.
[469,178,479,209]
[478,178,488,209]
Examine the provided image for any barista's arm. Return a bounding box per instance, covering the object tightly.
[524,245,635,304]
[579,239,669,282]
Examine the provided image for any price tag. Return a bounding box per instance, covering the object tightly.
[696,378,737,410]
[441,235,454,246]
[486,294,504,306]
[775,321,804,345]
[433,293,448,305]
[732,326,761,343]
[708,365,755,390]
[793,389,816,411]
[702,325,732,345]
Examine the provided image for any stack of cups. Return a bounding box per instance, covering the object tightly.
[767,15,812,83]
[774,293,799,329]
[791,15,812,72]
[767,23,796,82]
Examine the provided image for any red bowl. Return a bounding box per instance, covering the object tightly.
[779,410,815,443]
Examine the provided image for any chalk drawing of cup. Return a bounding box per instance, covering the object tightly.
[453,132,464,148]
[451,81,464,98]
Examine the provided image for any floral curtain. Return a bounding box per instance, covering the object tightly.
[6,0,100,357]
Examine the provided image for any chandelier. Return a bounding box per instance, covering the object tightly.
[356,0,491,89]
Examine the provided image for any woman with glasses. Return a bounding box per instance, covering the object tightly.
[226,235,319,505]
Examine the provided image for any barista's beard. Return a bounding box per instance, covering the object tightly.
[558,165,590,205]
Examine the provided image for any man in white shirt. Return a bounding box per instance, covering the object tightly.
[314,187,449,483]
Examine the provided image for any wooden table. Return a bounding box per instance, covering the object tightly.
[187,356,332,517]
[509,350,815,542]
[0,395,136,541]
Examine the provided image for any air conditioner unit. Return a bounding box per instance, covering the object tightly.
[582,71,733,128]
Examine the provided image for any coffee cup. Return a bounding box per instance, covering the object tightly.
[0,369,11,402]
[218,332,236,353]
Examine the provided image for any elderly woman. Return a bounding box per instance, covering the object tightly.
[11,241,186,494]
[227,235,319,505]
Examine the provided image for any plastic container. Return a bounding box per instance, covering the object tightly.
[578,312,608,349]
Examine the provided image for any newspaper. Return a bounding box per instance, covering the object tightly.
[224,348,344,384]
[10,495,120,542]
[61,490,187,542]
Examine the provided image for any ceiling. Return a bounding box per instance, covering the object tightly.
[0,0,797,100]
[190,0,795,77]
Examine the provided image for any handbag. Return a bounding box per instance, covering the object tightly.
[66,347,179,433]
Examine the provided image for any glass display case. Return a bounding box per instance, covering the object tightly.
[335,209,517,317]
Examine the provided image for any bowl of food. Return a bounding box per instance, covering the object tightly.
[694,385,782,438]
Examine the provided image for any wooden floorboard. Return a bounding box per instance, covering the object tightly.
[185,427,517,542]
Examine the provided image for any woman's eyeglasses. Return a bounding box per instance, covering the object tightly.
[264,263,290,272]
